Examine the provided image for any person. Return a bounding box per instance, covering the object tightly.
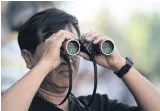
[2,8,160,111]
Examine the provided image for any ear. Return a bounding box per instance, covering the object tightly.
[21,50,34,69]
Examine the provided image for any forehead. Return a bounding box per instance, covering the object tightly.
[64,24,79,39]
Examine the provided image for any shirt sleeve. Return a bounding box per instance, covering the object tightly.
[102,94,141,111]
[78,94,141,111]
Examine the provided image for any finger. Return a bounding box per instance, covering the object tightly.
[104,36,112,41]
[93,36,105,44]
[85,32,102,42]
[90,33,103,39]
[47,30,65,42]
[85,31,94,37]
[55,34,69,47]
[81,31,93,42]
[63,33,74,40]
[85,36,96,42]
[63,30,77,39]
[85,31,97,41]
[67,33,77,40]
[56,30,65,37]
[56,30,77,40]
[78,52,90,60]
[82,31,92,37]
[56,33,73,43]
[45,33,56,42]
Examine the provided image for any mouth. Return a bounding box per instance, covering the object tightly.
[57,64,73,77]
[59,67,69,73]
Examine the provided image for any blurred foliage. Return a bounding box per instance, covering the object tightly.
[94,8,130,55]
[124,12,160,78]
[93,9,160,79]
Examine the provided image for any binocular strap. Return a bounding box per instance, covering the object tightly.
[56,51,73,106]
[57,50,97,108]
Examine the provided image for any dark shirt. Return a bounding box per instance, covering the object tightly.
[29,93,140,111]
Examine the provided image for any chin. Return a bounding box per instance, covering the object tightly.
[58,77,71,86]
[56,75,77,89]
[47,70,77,87]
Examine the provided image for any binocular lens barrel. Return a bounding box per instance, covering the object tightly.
[62,40,80,56]
[62,39,114,56]
[86,40,114,55]
[100,40,114,55]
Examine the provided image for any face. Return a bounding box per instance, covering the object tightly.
[22,24,80,92]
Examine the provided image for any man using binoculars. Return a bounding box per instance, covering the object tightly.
[2,8,160,111]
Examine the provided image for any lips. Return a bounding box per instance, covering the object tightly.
[56,62,74,77]
[58,65,69,73]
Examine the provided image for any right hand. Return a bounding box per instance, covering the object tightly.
[40,30,76,70]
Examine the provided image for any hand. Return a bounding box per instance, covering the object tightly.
[39,30,76,70]
[79,31,126,71]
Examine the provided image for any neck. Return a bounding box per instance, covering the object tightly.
[38,83,69,111]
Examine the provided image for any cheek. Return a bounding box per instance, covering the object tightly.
[33,44,46,61]
[31,55,41,67]
[44,70,57,83]
[73,56,80,71]
[32,47,44,66]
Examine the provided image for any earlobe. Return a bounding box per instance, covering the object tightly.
[21,50,33,69]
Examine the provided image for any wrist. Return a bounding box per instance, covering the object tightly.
[38,60,54,74]
[112,57,126,72]
[114,57,134,78]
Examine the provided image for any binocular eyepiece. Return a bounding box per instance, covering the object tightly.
[61,36,114,56]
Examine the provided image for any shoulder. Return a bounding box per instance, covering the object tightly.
[77,93,140,111]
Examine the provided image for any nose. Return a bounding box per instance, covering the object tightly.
[60,56,74,65]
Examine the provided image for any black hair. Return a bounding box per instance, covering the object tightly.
[18,8,80,54]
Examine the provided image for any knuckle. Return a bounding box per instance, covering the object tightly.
[57,30,64,34]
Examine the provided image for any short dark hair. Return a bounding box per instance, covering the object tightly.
[18,8,80,54]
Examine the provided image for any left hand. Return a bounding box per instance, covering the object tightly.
[78,31,126,71]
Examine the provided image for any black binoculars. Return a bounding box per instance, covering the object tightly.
[61,35,114,56]
[60,35,115,107]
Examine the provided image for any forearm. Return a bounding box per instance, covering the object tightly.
[2,60,52,111]
[122,67,160,111]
